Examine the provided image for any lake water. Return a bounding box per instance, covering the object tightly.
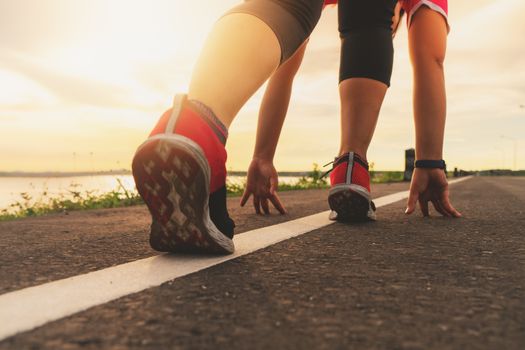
[0,175,301,212]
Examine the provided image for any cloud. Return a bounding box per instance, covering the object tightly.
[0,49,134,108]
[1,0,524,171]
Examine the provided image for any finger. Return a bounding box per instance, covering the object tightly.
[240,189,251,207]
[253,196,261,215]
[436,199,453,217]
[405,189,419,215]
[270,175,279,195]
[431,199,450,217]
[418,199,430,217]
[269,193,287,215]
[432,198,450,217]
[261,198,270,215]
[440,194,462,218]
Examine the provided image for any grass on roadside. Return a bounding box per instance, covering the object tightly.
[370,171,404,183]
[226,163,329,197]
[0,179,142,222]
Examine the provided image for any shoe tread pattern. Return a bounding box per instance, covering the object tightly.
[133,139,233,254]
[328,189,375,222]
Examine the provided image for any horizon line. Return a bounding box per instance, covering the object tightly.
[0,169,521,178]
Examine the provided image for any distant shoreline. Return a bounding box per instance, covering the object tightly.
[1,169,523,178]
[0,170,132,178]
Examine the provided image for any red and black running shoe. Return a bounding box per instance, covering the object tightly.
[325,152,376,222]
[132,95,234,254]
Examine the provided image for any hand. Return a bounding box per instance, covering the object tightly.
[405,168,462,217]
[391,1,403,36]
[240,158,287,215]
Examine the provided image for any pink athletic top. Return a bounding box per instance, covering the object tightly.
[400,0,449,28]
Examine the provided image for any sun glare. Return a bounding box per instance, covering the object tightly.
[0,0,523,172]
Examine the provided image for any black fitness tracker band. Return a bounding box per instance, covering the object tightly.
[414,159,446,169]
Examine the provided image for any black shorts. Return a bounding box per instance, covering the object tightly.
[226,0,396,85]
[339,0,396,85]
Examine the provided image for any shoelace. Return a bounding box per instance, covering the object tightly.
[320,152,370,180]
[320,160,335,180]
[320,153,351,180]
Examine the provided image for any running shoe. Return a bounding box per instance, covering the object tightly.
[325,152,376,222]
[132,94,235,254]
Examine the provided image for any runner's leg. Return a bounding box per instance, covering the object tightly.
[338,0,396,160]
[327,0,396,222]
[133,0,324,253]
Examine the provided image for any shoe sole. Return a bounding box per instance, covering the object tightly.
[328,185,376,222]
[132,134,234,254]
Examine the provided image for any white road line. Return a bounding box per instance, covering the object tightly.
[0,176,472,341]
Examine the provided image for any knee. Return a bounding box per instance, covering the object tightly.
[434,53,446,70]
[412,44,446,70]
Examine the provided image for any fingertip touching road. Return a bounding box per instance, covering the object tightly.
[0,176,523,349]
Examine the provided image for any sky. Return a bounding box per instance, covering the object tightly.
[0,0,524,172]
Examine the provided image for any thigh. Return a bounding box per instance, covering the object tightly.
[409,7,448,62]
[231,0,324,63]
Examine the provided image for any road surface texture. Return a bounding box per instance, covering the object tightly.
[0,176,523,349]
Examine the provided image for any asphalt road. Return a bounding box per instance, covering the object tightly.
[0,177,523,349]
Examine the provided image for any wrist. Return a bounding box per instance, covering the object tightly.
[415,144,443,161]
[252,154,274,163]
[416,151,443,159]
[253,143,277,160]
